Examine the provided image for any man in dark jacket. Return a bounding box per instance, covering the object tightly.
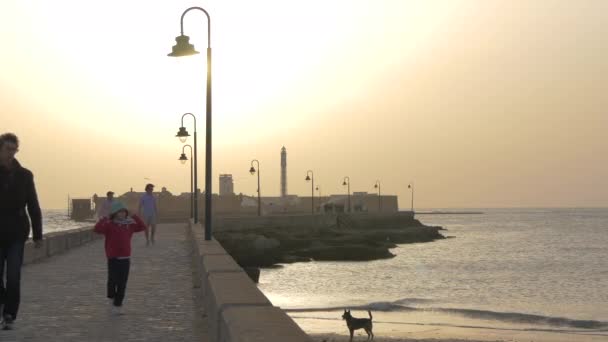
[0,133,42,330]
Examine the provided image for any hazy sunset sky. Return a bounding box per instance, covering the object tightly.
[1,0,606,209]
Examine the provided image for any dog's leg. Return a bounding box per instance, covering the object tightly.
[349,329,354,342]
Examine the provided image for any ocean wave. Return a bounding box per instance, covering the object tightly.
[283,303,407,313]
[434,307,608,330]
[283,297,431,313]
[283,297,608,330]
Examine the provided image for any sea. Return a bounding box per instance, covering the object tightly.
[257,208,608,341]
[42,208,608,340]
[41,209,93,234]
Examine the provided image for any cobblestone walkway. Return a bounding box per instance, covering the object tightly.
[2,224,209,341]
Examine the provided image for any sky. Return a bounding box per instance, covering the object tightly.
[1,0,606,209]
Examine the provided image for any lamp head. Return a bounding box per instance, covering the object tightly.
[168,35,200,57]
[342,181,347,186]
[179,153,188,164]
[249,166,256,175]
[305,175,311,182]
[176,126,190,143]
[374,184,378,189]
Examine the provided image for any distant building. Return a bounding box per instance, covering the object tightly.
[281,146,287,198]
[70,198,94,221]
[219,174,234,196]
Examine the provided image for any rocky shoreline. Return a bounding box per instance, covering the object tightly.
[214,216,445,268]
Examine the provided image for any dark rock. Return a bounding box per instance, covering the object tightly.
[243,267,261,283]
[213,222,445,268]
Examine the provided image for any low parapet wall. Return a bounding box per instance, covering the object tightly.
[187,222,312,342]
[214,214,337,231]
[213,212,416,231]
[340,211,416,228]
[24,227,102,265]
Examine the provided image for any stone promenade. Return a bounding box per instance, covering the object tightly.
[2,224,210,341]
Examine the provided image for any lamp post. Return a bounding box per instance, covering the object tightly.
[305,170,314,214]
[342,176,351,213]
[249,159,261,216]
[374,180,381,213]
[168,6,213,240]
[178,144,194,220]
[176,113,198,223]
[408,182,414,215]
[316,185,321,213]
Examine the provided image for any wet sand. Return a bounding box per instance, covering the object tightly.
[310,333,493,342]
[292,311,608,342]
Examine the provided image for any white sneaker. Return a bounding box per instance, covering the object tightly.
[111,306,123,315]
[2,315,14,330]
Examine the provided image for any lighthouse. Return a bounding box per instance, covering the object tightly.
[281,146,287,198]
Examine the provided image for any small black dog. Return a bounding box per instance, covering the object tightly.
[342,309,374,341]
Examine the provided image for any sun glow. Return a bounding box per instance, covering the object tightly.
[2,0,606,208]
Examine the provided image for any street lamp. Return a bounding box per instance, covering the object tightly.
[168,6,213,241]
[342,176,351,213]
[175,113,198,224]
[316,185,321,213]
[374,180,382,213]
[305,170,314,214]
[408,182,414,215]
[178,144,194,220]
[249,159,261,216]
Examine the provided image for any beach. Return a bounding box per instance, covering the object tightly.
[259,209,608,342]
[294,309,608,342]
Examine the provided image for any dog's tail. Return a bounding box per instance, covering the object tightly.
[368,310,373,320]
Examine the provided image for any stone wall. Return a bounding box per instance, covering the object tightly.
[214,213,337,231]
[187,221,312,342]
[338,211,417,229]
[212,211,416,232]
[24,227,102,265]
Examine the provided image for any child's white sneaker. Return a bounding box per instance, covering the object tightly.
[111,306,123,315]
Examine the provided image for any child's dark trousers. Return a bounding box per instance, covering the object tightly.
[107,258,130,306]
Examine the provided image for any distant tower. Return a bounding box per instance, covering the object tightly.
[281,147,287,197]
[219,174,234,196]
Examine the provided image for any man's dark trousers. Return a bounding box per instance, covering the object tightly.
[0,241,25,319]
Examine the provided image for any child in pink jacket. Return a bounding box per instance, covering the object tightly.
[94,201,145,314]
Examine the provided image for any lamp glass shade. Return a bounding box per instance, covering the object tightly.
[179,153,188,163]
[176,126,190,143]
[168,35,200,57]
